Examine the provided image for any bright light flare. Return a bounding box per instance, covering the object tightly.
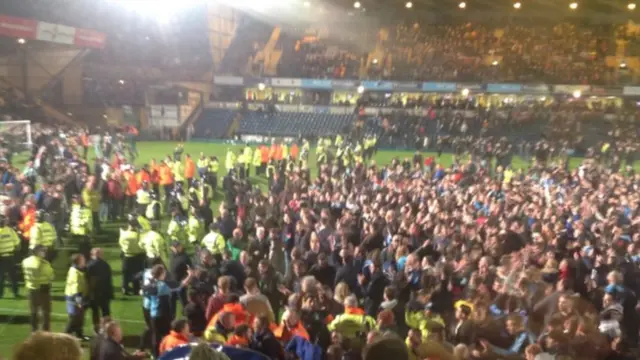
[572,90,581,99]
[16,38,25,44]
[258,83,266,91]
[461,88,470,97]
[108,0,280,22]
[458,2,466,9]
[513,2,521,9]
[492,60,499,66]
[569,2,578,10]
[357,85,365,94]
[629,3,637,10]
[354,1,361,8]
[405,1,413,8]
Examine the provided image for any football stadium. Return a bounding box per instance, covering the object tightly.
[0,1,639,360]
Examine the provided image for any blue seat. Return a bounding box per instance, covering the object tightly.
[193,108,236,139]
[238,111,354,137]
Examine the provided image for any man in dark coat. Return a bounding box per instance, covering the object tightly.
[220,249,246,292]
[309,253,336,288]
[87,248,114,334]
[250,315,284,360]
[334,250,359,296]
[169,242,192,319]
[359,259,389,317]
[95,321,141,360]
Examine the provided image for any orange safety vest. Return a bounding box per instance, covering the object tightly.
[150,163,160,184]
[124,171,139,196]
[271,321,310,343]
[269,145,277,160]
[290,144,299,160]
[207,303,253,330]
[136,170,151,185]
[275,145,283,161]
[19,208,36,240]
[184,158,196,179]
[80,134,89,147]
[260,146,269,163]
[226,335,249,347]
[159,164,174,186]
[158,331,189,355]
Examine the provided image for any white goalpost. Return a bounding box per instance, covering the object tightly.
[0,120,32,151]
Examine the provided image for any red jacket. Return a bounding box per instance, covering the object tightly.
[205,292,227,322]
[107,178,123,200]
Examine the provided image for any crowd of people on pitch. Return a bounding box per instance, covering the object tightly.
[1,120,640,360]
[369,22,618,84]
[81,133,640,360]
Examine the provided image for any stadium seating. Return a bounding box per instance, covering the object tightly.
[218,18,274,76]
[193,108,237,139]
[238,111,354,137]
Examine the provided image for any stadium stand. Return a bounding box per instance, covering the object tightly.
[276,30,362,79]
[218,18,274,76]
[193,108,238,139]
[368,22,618,83]
[238,110,354,137]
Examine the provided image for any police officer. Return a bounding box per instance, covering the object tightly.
[64,253,88,340]
[119,215,145,295]
[243,146,252,178]
[69,196,93,260]
[197,152,209,180]
[201,223,225,263]
[237,149,246,179]
[0,216,20,298]
[171,182,189,217]
[194,178,213,208]
[146,192,163,223]
[22,245,54,332]
[141,221,169,266]
[167,207,187,245]
[252,146,262,176]
[136,181,151,215]
[188,179,200,209]
[29,210,57,262]
[208,155,219,193]
[137,212,151,233]
[186,206,203,261]
[225,148,236,175]
[301,138,310,165]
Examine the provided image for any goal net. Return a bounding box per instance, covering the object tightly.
[0,120,32,152]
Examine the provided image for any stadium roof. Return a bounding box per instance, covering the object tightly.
[0,0,638,27]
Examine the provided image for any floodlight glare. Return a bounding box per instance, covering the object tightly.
[258,83,266,91]
[357,85,365,94]
[461,88,470,97]
[405,1,413,8]
[459,2,466,9]
[354,1,361,8]
[569,2,578,10]
[572,90,581,99]
[513,2,521,9]
[629,3,637,10]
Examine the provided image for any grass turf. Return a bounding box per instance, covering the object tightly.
[0,141,628,357]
